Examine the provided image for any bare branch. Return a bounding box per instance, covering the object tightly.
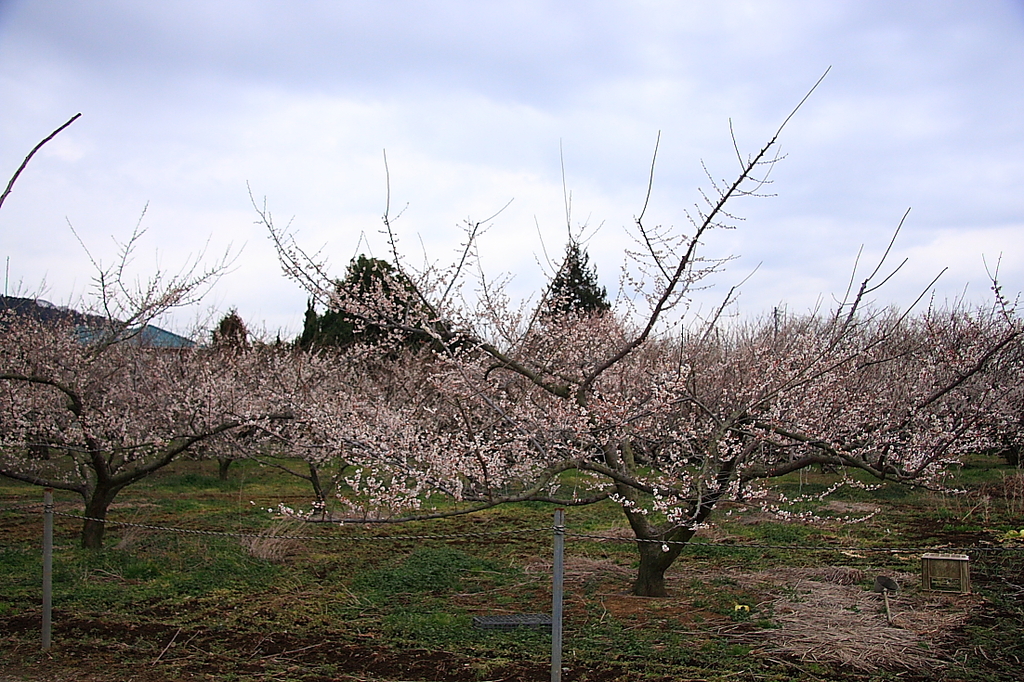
[0,113,82,212]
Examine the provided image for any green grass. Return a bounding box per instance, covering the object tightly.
[357,545,501,597]
[1,455,1023,681]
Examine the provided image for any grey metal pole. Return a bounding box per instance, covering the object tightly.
[42,488,53,651]
[551,509,565,682]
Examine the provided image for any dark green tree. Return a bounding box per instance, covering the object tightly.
[298,255,417,349]
[212,308,250,351]
[298,298,356,349]
[210,308,251,480]
[298,300,320,348]
[543,241,610,317]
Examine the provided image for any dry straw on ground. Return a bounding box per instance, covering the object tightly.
[525,553,979,674]
[732,567,979,673]
[524,556,632,582]
[241,519,307,562]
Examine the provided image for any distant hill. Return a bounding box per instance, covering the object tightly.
[0,295,101,326]
[0,295,195,348]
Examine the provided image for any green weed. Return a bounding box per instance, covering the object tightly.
[356,545,497,597]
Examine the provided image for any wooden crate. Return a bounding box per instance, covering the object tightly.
[921,553,970,593]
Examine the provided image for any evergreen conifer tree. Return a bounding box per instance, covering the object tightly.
[543,241,610,317]
[297,255,415,349]
[298,299,320,349]
[212,308,250,351]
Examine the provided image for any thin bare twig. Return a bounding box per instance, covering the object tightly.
[0,113,82,212]
[152,627,182,665]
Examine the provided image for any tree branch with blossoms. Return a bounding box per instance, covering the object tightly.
[260,69,1022,597]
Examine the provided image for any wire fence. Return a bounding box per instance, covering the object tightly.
[51,510,552,542]
[568,531,1024,554]
[4,497,1024,554]
[4,501,1024,554]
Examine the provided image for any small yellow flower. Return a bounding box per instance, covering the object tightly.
[734,604,750,612]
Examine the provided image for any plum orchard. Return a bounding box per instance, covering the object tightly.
[263,88,1024,596]
[278,301,1021,596]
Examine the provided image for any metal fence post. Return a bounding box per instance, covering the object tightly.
[551,508,565,682]
[42,488,53,651]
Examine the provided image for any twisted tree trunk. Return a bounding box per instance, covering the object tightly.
[81,483,121,549]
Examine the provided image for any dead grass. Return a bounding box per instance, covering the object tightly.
[730,567,980,673]
[996,469,1024,516]
[523,555,632,582]
[111,506,159,550]
[240,519,307,562]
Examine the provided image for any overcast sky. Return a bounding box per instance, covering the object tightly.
[1,1,1022,339]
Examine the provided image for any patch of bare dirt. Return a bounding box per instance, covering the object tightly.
[1,612,671,682]
[823,500,882,516]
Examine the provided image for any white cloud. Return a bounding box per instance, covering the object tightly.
[1,0,1022,337]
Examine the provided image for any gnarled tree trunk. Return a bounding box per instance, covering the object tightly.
[81,483,121,549]
[633,539,685,597]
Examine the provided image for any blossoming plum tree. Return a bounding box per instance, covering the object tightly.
[0,116,296,548]
[261,84,1022,595]
[0,316,301,548]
